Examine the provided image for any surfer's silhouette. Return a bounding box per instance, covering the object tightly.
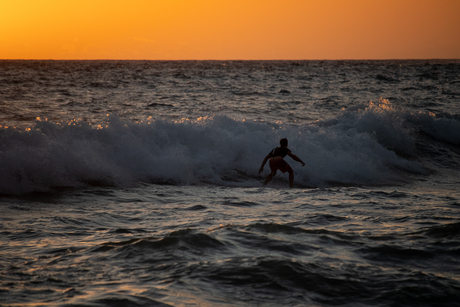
[259,138,305,188]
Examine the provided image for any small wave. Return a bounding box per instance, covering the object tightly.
[69,293,173,307]
[415,114,460,145]
[221,200,261,207]
[87,81,119,89]
[376,74,399,82]
[418,72,439,80]
[147,102,174,108]
[94,229,225,256]
[231,90,268,96]
[109,228,148,234]
[198,256,456,306]
[184,204,208,211]
[422,222,460,239]
[360,244,435,262]
[241,223,355,250]
[247,223,305,234]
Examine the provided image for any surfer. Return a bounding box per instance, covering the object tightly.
[259,138,305,188]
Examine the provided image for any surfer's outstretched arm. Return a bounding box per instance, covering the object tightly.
[259,154,271,174]
[287,152,305,166]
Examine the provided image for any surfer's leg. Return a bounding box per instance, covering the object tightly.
[264,170,276,185]
[289,171,294,188]
[287,166,294,188]
[263,174,272,185]
[265,158,279,186]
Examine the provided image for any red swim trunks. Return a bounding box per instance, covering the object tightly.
[269,156,292,174]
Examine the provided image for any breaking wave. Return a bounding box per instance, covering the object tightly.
[1,100,458,194]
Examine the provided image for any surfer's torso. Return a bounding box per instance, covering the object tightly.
[269,146,291,158]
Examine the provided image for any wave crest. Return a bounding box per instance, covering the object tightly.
[1,102,456,194]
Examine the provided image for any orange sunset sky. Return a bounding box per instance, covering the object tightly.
[1,0,460,60]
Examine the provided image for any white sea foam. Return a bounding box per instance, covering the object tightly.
[1,100,441,194]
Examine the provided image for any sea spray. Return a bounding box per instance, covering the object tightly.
[0,102,431,194]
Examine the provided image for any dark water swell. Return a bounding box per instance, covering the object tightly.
[6,224,459,307]
[3,189,460,307]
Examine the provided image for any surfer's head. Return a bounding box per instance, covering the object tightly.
[280,138,288,147]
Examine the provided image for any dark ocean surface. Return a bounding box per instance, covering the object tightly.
[1,60,459,306]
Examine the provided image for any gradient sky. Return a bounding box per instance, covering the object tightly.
[1,0,460,60]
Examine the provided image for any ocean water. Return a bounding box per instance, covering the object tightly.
[0,60,459,306]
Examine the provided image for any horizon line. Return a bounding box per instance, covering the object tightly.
[1,58,459,61]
